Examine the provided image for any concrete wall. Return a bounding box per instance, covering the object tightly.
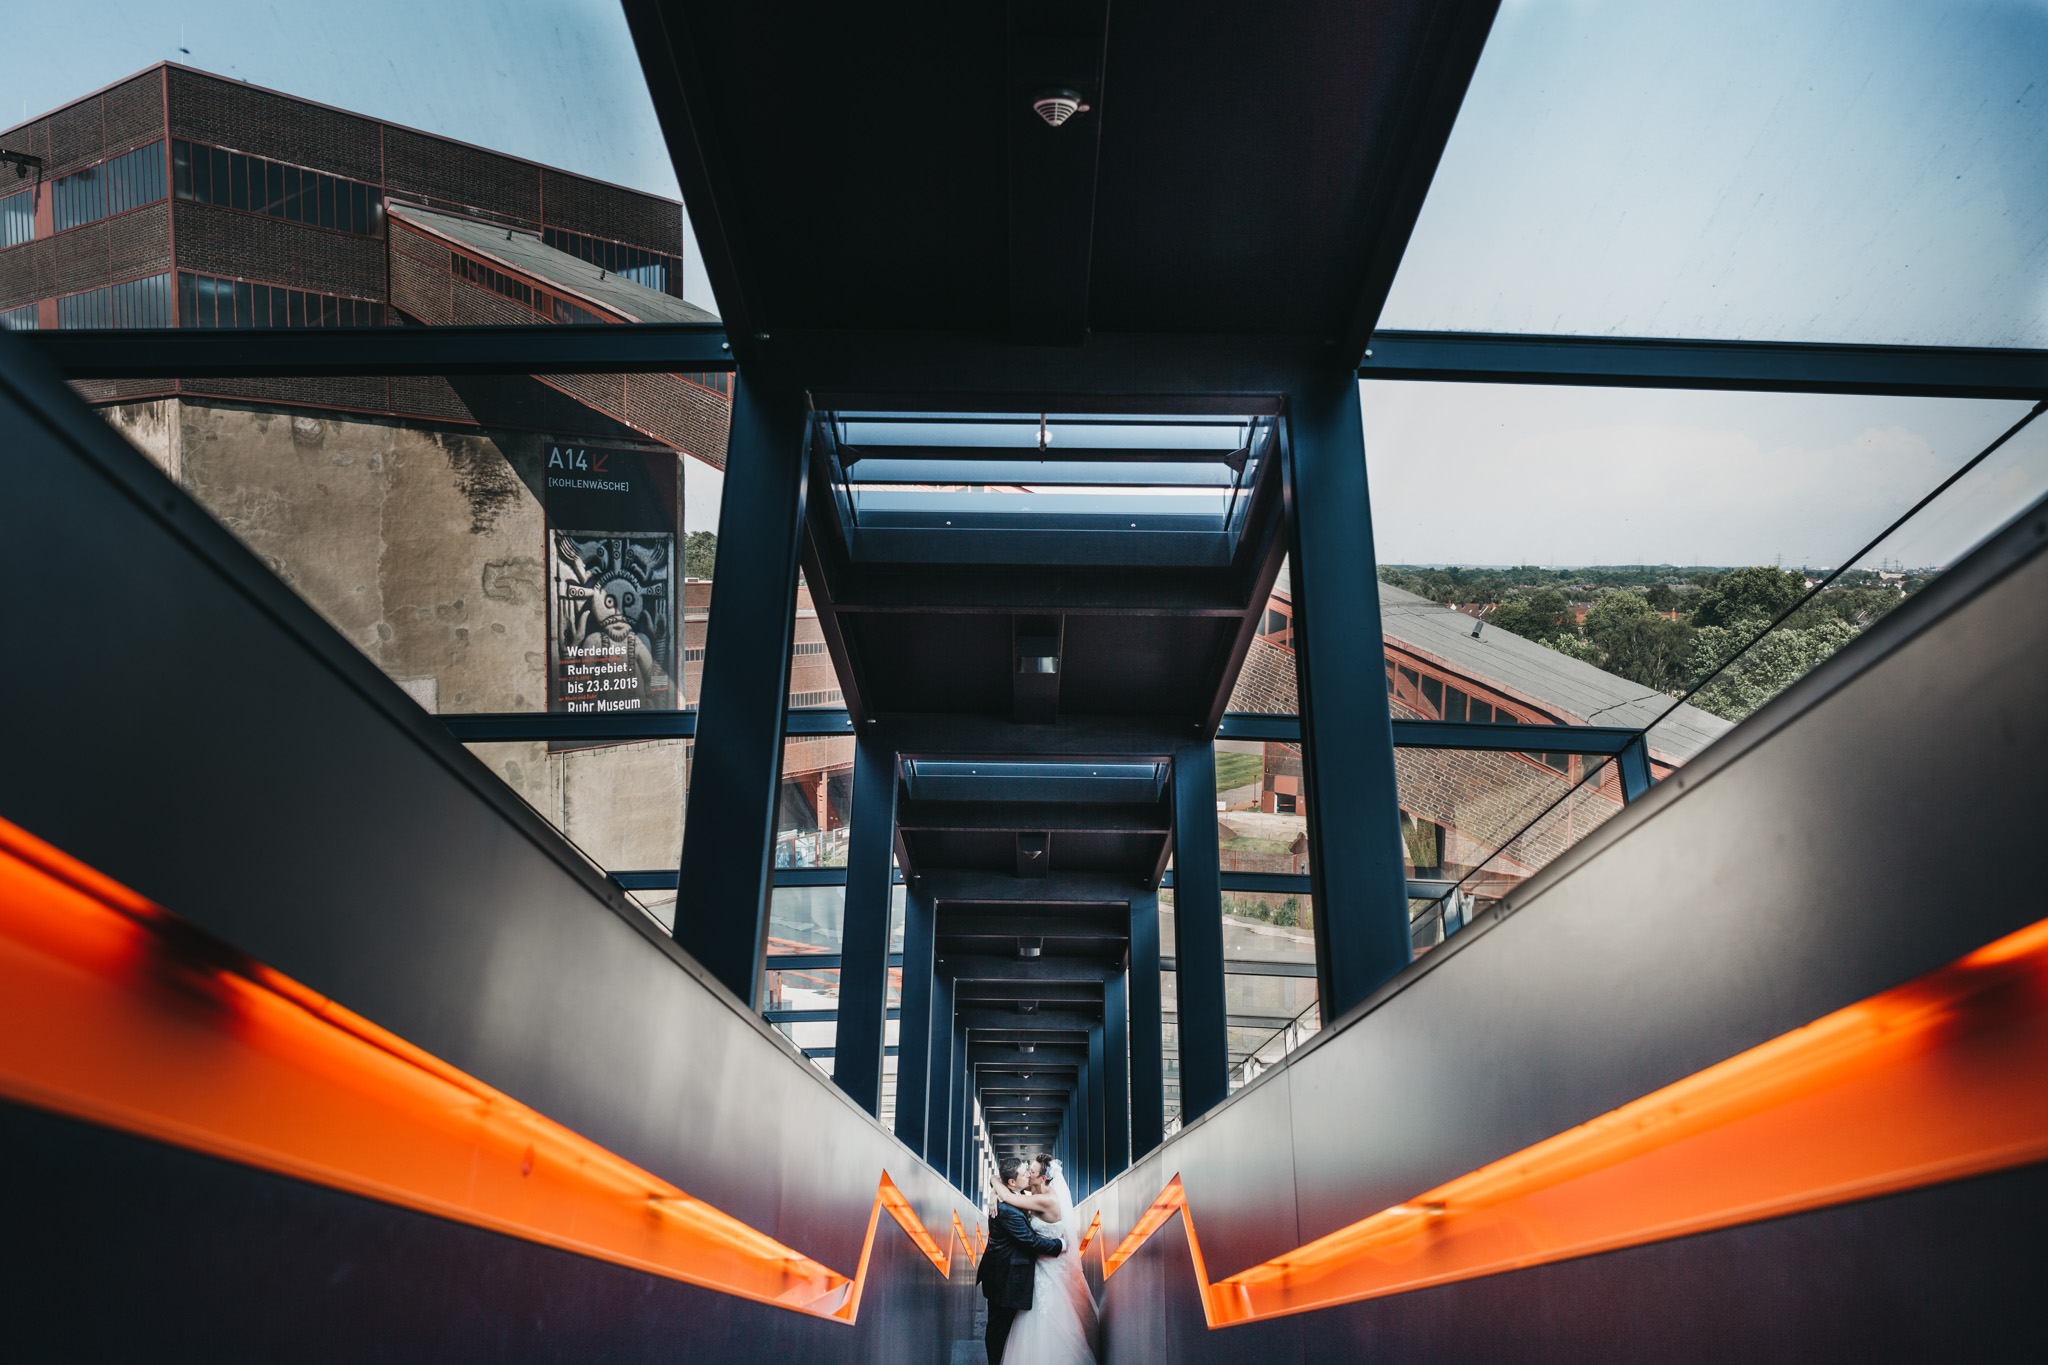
[99,396,701,895]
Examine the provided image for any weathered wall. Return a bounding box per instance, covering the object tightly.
[98,396,697,886]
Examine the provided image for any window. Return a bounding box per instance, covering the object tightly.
[449,249,540,311]
[679,372,730,396]
[2,187,35,248]
[178,271,383,330]
[56,288,110,329]
[53,164,103,232]
[554,296,608,326]
[2,303,40,331]
[543,226,682,297]
[172,140,381,237]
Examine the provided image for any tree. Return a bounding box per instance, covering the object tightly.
[1489,589,1571,641]
[1582,592,1693,691]
[1644,582,1679,612]
[1689,565,1806,629]
[1687,615,1859,722]
[684,530,717,579]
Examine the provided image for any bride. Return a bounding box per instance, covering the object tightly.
[990,1154,1100,1365]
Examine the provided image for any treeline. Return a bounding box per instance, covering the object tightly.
[1379,564,1917,722]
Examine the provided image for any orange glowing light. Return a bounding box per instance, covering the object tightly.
[1078,1209,1102,1254]
[1097,911,2048,1326]
[0,815,968,1323]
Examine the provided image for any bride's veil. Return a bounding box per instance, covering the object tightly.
[1045,1158,1078,1241]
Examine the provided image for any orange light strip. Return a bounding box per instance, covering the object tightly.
[1100,911,2048,1326]
[0,815,964,1324]
[1078,1209,1102,1254]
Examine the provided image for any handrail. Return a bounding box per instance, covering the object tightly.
[0,815,968,1325]
[1091,912,2048,1325]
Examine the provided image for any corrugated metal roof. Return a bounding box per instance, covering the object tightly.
[1375,583,1731,760]
[389,204,719,326]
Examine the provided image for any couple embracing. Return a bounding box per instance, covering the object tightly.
[976,1153,1099,1365]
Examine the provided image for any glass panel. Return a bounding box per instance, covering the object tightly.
[9,7,713,316]
[1382,0,2048,346]
[1220,891,1314,969]
[766,883,907,956]
[1364,382,2037,767]
[1398,749,1623,888]
[1652,406,2048,737]
[81,374,726,719]
[777,736,854,867]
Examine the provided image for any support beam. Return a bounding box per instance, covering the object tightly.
[674,376,808,1003]
[1128,889,1165,1158]
[1171,739,1230,1122]
[831,731,899,1114]
[894,879,937,1152]
[20,321,733,378]
[924,971,955,1168]
[1358,330,2048,401]
[1287,370,1410,1023]
[1087,1022,1107,1195]
[1104,966,1130,1176]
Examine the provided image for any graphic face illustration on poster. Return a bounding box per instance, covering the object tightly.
[543,444,680,712]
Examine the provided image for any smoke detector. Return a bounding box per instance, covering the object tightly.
[1031,89,1091,127]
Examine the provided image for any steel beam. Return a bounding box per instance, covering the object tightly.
[942,957,1120,982]
[18,321,734,379]
[896,800,1170,835]
[893,878,937,1153]
[1128,889,1165,1159]
[1287,369,1412,1024]
[1087,1022,1108,1193]
[672,375,809,1003]
[1171,738,1230,1122]
[924,971,956,1170]
[1104,965,1130,1177]
[954,980,1105,1006]
[831,730,899,1114]
[1359,330,2048,401]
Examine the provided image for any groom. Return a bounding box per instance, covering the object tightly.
[977,1155,1066,1365]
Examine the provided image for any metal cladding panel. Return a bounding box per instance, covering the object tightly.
[1162,1066,1302,1281]
[5,1103,981,1363]
[1077,486,2048,1354]
[0,335,976,1309]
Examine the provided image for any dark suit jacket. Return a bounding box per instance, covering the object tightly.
[975,1202,1064,1309]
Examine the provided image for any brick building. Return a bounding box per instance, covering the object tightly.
[1,64,729,466]
[1229,571,1732,898]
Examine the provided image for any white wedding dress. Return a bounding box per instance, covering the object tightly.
[1002,1160,1101,1365]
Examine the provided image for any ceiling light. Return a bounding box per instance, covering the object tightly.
[1031,89,1091,127]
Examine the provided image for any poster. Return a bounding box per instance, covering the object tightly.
[543,443,680,713]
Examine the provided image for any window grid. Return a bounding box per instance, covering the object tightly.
[177,271,385,331]
[172,139,380,237]
[1,187,32,249]
[51,141,166,234]
[542,226,681,296]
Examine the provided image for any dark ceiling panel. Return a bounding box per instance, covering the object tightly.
[668,3,1009,331]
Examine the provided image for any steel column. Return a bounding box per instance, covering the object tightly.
[1087,1024,1107,1195]
[1127,889,1165,1157]
[893,879,937,1152]
[1617,735,1653,803]
[1286,370,1411,1022]
[925,971,956,1164]
[954,1023,971,1189]
[1104,966,1130,1177]
[1171,739,1230,1121]
[673,377,808,1003]
[830,731,898,1114]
